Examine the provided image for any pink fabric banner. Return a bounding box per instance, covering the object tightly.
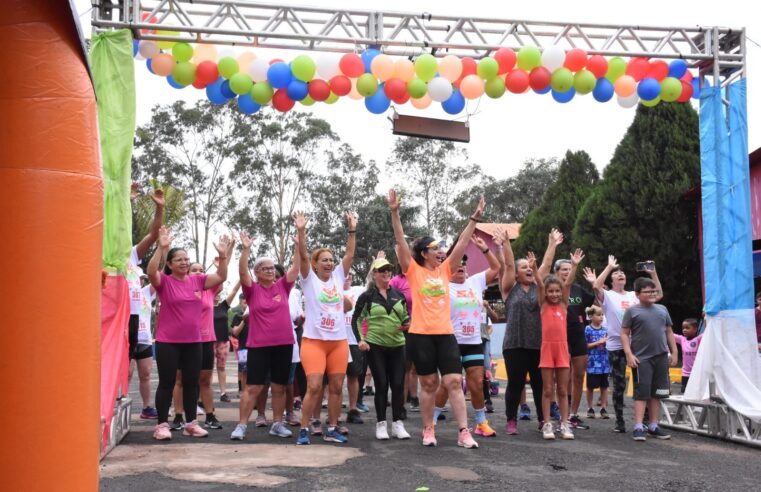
[100,275,130,449]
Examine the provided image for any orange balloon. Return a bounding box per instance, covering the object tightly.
[438,55,463,82]
[151,53,176,76]
[393,58,415,82]
[459,74,484,99]
[193,43,217,63]
[347,78,363,100]
[371,54,394,82]
[411,93,432,109]
[614,74,637,97]
[237,52,257,72]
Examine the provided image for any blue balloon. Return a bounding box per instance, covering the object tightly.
[267,62,292,89]
[592,78,614,102]
[238,93,261,114]
[146,58,154,74]
[365,83,391,114]
[167,75,185,89]
[220,80,236,99]
[668,59,688,79]
[534,85,551,95]
[206,79,228,105]
[551,87,576,103]
[133,39,139,57]
[690,77,712,100]
[286,80,309,101]
[441,89,465,114]
[361,48,380,73]
[637,77,661,101]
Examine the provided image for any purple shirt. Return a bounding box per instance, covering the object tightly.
[389,275,412,311]
[155,272,208,343]
[674,333,703,377]
[242,277,296,348]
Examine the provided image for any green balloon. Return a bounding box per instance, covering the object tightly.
[605,57,627,82]
[325,92,339,104]
[291,55,316,82]
[573,69,596,94]
[660,77,682,102]
[415,54,438,82]
[551,68,573,93]
[229,72,253,95]
[251,82,274,104]
[172,62,196,86]
[477,58,499,80]
[218,56,239,79]
[484,77,506,98]
[407,78,427,99]
[300,95,316,106]
[356,74,379,97]
[516,46,541,71]
[641,96,661,107]
[172,42,193,63]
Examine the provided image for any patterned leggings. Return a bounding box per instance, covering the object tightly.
[607,349,628,424]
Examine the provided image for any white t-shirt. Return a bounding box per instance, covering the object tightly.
[127,246,144,315]
[601,289,639,351]
[449,272,488,345]
[137,285,155,345]
[300,264,347,341]
[343,285,366,345]
[288,288,304,363]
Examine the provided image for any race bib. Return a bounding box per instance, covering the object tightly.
[318,312,341,333]
[461,324,477,337]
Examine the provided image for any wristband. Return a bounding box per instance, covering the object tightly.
[481,247,490,254]
[348,230,356,233]
[218,256,227,260]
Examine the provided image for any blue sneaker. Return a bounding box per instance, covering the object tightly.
[550,401,560,421]
[356,402,370,413]
[296,428,310,445]
[632,428,647,441]
[323,427,348,443]
[518,403,531,421]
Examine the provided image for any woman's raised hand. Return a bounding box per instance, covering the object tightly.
[157,226,173,249]
[239,231,254,250]
[472,195,486,220]
[570,248,585,266]
[549,228,564,246]
[387,189,400,212]
[345,211,358,230]
[471,235,488,251]
[292,210,308,231]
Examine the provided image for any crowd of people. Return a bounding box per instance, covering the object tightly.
[125,185,704,446]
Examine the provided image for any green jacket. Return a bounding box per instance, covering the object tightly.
[351,286,409,347]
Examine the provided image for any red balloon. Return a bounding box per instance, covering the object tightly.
[564,48,587,72]
[269,58,284,65]
[626,57,650,81]
[681,70,694,82]
[646,60,669,81]
[529,66,551,91]
[494,48,517,74]
[392,91,410,105]
[272,89,295,112]
[339,53,364,77]
[192,79,208,89]
[384,78,407,101]
[677,80,694,102]
[505,69,530,93]
[196,60,219,85]
[461,57,477,77]
[586,55,608,79]
[308,79,331,101]
[329,75,352,96]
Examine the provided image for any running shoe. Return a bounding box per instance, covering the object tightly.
[422,426,437,447]
[560,422,575,440]
[356,402,370,413]
[323,427,348,443]
[600,408,610,419]
[296,428,310,445]
[285,413,301,426]
[613,421,627,433]
[505,419,518,435]
[376,421,390,440]
[550,401,560,421]
[632,428,647,441]
[336,422,350,435]
[204,414,223,429]
[140,406,158,420]
[391,420,410,440]
[230,423,247,440]
[196,405,205,416]
[294,398,302,410]
[255,415,267,427]
[485,400,494,414]
[153,422,171,441]
[170,414,185,431]
[457,428,479,449]
[220,393,231,403]
[475,420,497,437]
[364,386,375,396]
[310,420,323,436]
[542,422,556,440]
[183,420,209,438]
[518,404,531,420]
[410,397,420,412]
[437,413,446,421]
[346,409,364,424]
[269,421,293,438]
[569,415,590,430]
[647,426,671,440]
[587,408,596,419]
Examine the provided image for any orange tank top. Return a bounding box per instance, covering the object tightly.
[541,303,567,343]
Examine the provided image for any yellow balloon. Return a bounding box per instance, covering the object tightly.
[438,55,463,82]
[392,59,415,82]
[371,54,394,82]
[193,44,217,63]
[156,30,179,50]
[237,52,257,73]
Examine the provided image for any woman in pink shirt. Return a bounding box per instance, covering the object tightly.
[147,226,231,441]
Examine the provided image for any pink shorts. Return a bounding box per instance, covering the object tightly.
[539,341,570,369]
[214,340,229,368]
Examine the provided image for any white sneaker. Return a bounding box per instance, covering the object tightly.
[230,423,247,440]
[560,422,575,440]
[376,421,390,440]
[542,422,556,440]
[391,420,410,439]
[196,405,205,416]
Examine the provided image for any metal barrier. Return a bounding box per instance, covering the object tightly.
[101,397,132,459]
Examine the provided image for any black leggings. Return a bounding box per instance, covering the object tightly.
[367,343,406,422]
[503,348,544,422]
[155,342,202,424]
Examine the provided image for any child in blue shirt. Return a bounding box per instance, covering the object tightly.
[585,305,610,419]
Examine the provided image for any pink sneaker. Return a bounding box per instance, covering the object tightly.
[153,422,171,441]
[505,419,519,435]
[422,425,437,447]
[458,428,479,449]
[183,420,209,438]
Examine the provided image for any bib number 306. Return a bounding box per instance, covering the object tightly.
[320,315,336,330]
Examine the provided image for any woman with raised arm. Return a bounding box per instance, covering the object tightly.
[230,224,301,441]
[294,211,357,445]
[147,227,230,441]
[388,188,483,449]
[500,229,559,435]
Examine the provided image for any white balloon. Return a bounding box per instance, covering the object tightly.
[218,49,236,60]
[542,45,566,71]
[249,59,270,83]
[427,77,453,102]
[138,40,159,59]
[317,54,340,79]
[617,93,639,108]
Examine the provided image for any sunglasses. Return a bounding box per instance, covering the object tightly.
[375,266,393,273]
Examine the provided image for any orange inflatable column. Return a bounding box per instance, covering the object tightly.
[0,1,102,490]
